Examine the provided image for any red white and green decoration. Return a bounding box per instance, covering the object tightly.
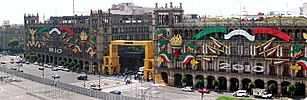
[155,28,172,65]
[170,34,183,60]
[181,53,195,64]
[186,42,196,53]
[159,52,172,63]
[26,26,51,48]
[291,44,304,59]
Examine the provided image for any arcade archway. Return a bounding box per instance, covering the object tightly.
[195,75,204,89]
[281,81,290,97]
[218,77,227,91]
[207,76,215,89]
[174,74,182,86]
[295,82,305,96]
[161,72,168,84]
[242,78,251,90]
[230,78,239,91]
[185,74,193,87]
[267,80,278,94]
[255,79,264,89]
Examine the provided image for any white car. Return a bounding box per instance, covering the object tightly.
[57,66,64,70]
[233,90,248,97]
[33,62,39,65]
[181,86,193,92]
[52,74,60,78]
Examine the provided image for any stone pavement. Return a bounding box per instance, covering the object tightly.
[0,71,99,100]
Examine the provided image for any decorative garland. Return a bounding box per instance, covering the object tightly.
[181,53,195,64]
[89,36,97,46]
[297,58,307,70]
[256,38,275,52]
[159,52,172,63]
[91,26,98,34]
[291,44,304,59]
[193,26,227,40]
[252,28,294,42]
[201,56,214,62]
[224,29,255,41]
[170,35,183,60]
[273,60,286,66]
[158,40,168,52]
[186,42,196,53]
[60,26,75,35]
[210,37,228,48]
[155,28,166,39]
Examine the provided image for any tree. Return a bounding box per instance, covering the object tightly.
[74,63,80,69]
[196,78,204,89]
[287,84,295,98]
[269,83,276,94]
[248,82,255,94]
[83,64,89,71]
[181,77,188,86]
[64,62,70,68]
[25,54,30,60]
[30,55,38,62]
[59,60,65,66]
[8,39,19,49]
[70,62,76,69]
[212,80,219,90]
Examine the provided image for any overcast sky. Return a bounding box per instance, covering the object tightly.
[0,0,306,25]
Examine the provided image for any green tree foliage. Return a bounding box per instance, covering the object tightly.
[287,84,295,98]
[268,83,276,94]
[213,80,219,89]
[64,62,70,68]
[25,54,31,60]
[196,78,204,88]
[248,82,255,89]
[59,60,65,66]
[70,62,76,69]
[181,77,188,86]
[74,63,80,69]
[8,39,19,49]
[84,64,89,71]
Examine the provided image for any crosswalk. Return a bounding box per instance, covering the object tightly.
[71,79,123,89]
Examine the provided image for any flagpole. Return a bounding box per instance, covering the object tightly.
[210,37,228,48]
[255,37,275,48]
[259,45,280,55]
[204,44,225,52]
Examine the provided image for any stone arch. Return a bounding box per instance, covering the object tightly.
[242,78,251,90]
[295,29,300,39]
[178,29,183,36]
[46,55,49,63]
[207,76,215,89]
[267,80,278,94]
[54,56,58,65]
[174,73,182,86]
[184,29,188,39]
[281,81,290,97]
[230,78,239,91]
[295,82,305,96]
[255,79,264,89]
[195,75,204,89]
[161,72,168,84]
[173,29,178,36]
[50,56,53,64]
[218,77,227,91]
[184,74,193,87]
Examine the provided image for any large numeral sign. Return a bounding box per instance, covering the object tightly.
[49,48,63,54]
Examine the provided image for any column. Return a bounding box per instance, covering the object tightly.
[250,45,253,56]
[264,82,268,91]
[227,79,231,91]
[280,46,283,57]
[278,83,281,95]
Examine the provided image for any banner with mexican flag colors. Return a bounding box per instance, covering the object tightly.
[86,46,93,54]
[266,47,277,57]
[89,36,97,46]
[159,52,172,63]
[297,58,307,70]
[202,56,213,62]
[212,39,223,48]
[181,53,195,64]
[273,60,285,66]
[207,46,218,54]
[260,41,272,51]
[74,44,82,52]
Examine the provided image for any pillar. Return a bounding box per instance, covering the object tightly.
[227,79,231,91]
[278,83,282,95]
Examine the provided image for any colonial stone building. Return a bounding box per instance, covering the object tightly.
[154,2,307,97]
[24,9,152,73]
[0,25,24,51]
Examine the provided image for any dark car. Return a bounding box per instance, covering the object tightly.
[0,62,5,64]
[109,90,121,95]
[38,67,44,70]
[77,75,88,80]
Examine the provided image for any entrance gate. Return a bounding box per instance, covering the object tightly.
[102,40,154,80]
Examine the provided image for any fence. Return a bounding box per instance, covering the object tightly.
[0,66,140,100]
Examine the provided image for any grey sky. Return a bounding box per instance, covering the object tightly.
[0,0,306,25]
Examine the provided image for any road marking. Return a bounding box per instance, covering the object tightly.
[0,86,3,94]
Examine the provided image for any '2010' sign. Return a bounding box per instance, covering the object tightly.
[219,63,264,72]
[49,48,62,54]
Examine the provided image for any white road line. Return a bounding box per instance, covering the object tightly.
[0,86,3,94]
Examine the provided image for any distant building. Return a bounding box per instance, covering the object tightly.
[110,3,154,15]
[0,24,24,51]
[300,2,307,16]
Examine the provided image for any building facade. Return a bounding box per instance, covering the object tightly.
[154,2,307,97]
[0,25,24,51]
[24,9,152,73]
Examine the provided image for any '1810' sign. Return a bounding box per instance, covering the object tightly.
[49,48,62,53]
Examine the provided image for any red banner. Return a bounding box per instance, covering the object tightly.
[252,28,294,42]
[60,26,75,35]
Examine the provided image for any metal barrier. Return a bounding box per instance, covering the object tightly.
[0,66,140,100]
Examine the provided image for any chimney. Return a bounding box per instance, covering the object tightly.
[108,9,111,14]
[180,3,182,9]
[165,3,168,8]
[155,3,158,8]
[170,2,173,8]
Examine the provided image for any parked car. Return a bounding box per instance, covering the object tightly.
[233,90,249,97]
[77,75,88,80]
[33,62,38,65]
[1,62,6,64]
[198,88,210,93]
[38,63,44,66]
[25,62,30,64]
[52,74,60,78]
[109,90,121,95]
[17,69,23,72]
[57,66,64,70]
[51,67,59,71]
[181,86,193,92]
[11,67,17,70]
[10,61,14,64]
[43,64,48,67]
[62,68,70,72]
[253,89,272,99]
[38,67,44,70]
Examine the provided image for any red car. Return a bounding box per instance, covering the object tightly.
[198,88,210,93]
